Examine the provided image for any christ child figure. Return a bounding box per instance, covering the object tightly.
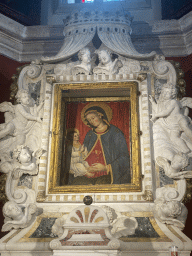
[66,129,92,177]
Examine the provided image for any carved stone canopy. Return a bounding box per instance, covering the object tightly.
[41,9,156,63]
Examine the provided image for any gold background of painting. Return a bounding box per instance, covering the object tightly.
[48,82,141,193]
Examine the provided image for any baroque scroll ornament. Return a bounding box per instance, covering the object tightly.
[154,187,188,230]
[51,205,138,250]
[2,202,40,232]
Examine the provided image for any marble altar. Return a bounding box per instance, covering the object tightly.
[0,8,192,256]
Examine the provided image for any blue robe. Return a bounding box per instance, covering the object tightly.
[84,125,131,184]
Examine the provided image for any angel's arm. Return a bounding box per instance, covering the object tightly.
[149,95,158,112]
[12,163,38,179]
[36,100,44,113]
[152,101,175,119]
[180,97,192,108]
[17,105,42,122]
[20,163,38,175]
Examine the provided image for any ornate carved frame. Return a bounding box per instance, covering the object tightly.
[48,81,141,194]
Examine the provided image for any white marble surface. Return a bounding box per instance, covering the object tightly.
[1,35,192,256]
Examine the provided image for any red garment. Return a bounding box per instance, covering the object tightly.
[85,137,107,178]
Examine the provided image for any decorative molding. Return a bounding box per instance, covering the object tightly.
[1,11,192,62]
[36,191,47,202]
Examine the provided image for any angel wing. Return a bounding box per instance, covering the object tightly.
[28,203,37,217]
[156,156,172,177]
[32,149,46,162]
[0,102,15,113]
[180,97,192,109]
[163,218,185,230]
[2,219,29,231]
[2,222,15,232]
[0,102,15,123]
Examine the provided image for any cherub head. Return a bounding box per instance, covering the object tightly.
[3,201,23,220]
[171,152,188,170]
[160,200,182,219]
[95,49,112,65]
[66,128,80,142]
[13,145,32,164]
[16,90,32,106]
[78,48,91,64]
[161,83,177,100]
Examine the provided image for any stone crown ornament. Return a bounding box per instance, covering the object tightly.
[63,9,132,28]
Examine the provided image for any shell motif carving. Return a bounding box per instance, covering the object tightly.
[69,207,105,224]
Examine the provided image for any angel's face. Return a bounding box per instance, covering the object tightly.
[160,201,181,218]
[81,51,91,63]
[171,155,186,170]
[98,51,111,65]
[162,88,172,100]
[19,148,31,164]
[20,93,30,105]
[7,204,23,219]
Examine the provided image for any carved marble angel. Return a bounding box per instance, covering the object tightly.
[150,83,192,154]
[54,48,92,76]
[0,145,44,204]
[154,187,188,230]
[0,145,42,176]
[51,214,68,238]
[102,206,138,238]
[156,152,192,179]
[150,82,192,180]
[93,49,122,75]
[12,145,43,179]
[71,47,92,75]
[0,89,44,154]
[2,201,39,232]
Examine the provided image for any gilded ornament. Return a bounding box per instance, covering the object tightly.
[36,191,46,202]
[142,190,153,201]
[177,69,185,78]
[48,82,141,194]
[46,76,56,84]
[183,179,192,204]
[137,73,147,82]
[178,79,186,87]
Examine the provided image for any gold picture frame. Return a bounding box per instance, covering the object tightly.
[48,82,141,193]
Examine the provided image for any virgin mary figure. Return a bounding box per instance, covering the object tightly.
[69,102,131,185]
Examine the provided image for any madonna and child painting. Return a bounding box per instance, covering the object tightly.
[61,101,131,186]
